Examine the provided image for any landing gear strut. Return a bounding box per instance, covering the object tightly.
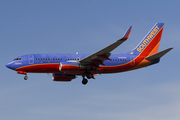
[81,71,95,85]
[17,71,28,80]
[82,74,88,85]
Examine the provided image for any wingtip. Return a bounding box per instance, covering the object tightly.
[121,26,132,40]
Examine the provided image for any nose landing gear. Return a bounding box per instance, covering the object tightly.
[17,71,28,80]
[24,75,28,80]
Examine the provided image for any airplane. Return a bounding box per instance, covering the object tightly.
[6,23,173,85]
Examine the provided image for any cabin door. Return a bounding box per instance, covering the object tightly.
[130,56,135,66]
[28,55,34,64]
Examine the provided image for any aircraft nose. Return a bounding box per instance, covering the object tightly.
[6,62,14,70]
[6,62,11,68]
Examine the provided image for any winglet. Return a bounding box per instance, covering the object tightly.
[120,26,132,40]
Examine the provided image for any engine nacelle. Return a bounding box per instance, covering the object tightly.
[59,62,80,72]
[52,73,75,82]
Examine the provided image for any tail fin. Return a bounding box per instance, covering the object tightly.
[132,23,164,57]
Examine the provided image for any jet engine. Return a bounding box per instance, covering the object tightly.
[52,73,76,82]
[59,62,84,72]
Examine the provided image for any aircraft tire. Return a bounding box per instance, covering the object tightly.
[24,76,28,80]
[82,79,88,85]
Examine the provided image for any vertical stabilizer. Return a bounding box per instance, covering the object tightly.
[132,23,164,57]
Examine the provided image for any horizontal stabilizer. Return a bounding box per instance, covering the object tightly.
[146,47,173,60]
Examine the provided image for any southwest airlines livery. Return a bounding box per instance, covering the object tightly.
[6,23,173,85]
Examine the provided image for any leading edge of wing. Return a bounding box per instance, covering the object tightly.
[79,26,132,64]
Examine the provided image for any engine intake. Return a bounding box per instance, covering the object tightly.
[59,62,80,72]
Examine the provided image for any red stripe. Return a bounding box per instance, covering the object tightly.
[16,63,60,73]
[15,28,163,75]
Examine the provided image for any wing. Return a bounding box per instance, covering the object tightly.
[79,26,132,67]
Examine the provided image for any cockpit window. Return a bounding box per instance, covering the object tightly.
[14,58,22,60]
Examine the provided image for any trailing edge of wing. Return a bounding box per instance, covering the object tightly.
[79,26,132,64]
[146,47,173,60]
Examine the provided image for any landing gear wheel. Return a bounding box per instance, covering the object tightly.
[82,79,88,85]
[24,76,28,80]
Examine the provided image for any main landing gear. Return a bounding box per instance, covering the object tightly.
[82,78,88,85]
[82,73,94,85]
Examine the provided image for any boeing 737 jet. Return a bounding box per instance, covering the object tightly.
[6,23,173,85]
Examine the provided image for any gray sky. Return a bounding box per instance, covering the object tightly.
[0,0,179,120]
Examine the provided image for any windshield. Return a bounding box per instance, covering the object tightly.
[14,58,22,61]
